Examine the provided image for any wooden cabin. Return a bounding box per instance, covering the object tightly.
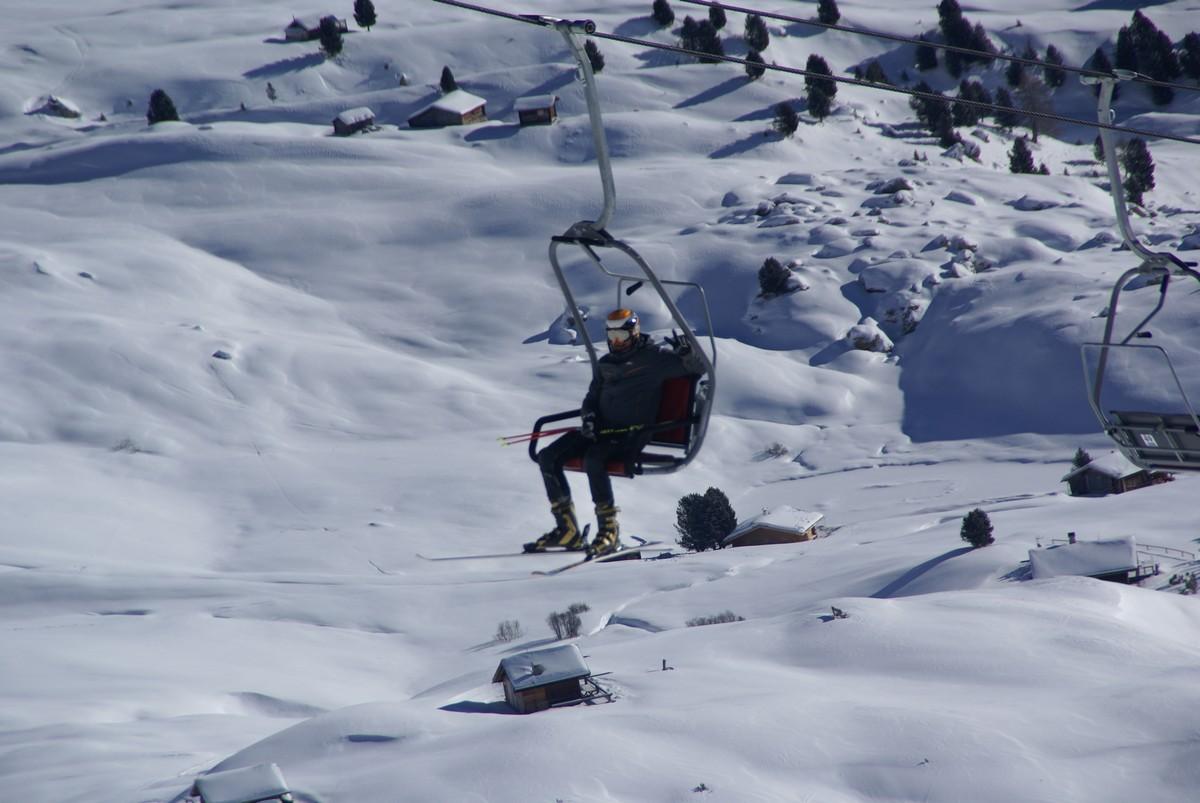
[191,762,293,803]
[492,644,591,714]
[723,506,823,548]
[1061,452,1171,496]
[407,90,487,129]
[285,14,347,41]
[1028,536,1157,584]
[515,94,559,126]
[332,106,375,136]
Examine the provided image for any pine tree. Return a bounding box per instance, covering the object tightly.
[1088,48,1118,100]
[993,87,1021,129]
[745,49,766,80]
[1072,447,1093,468]
[675,487,737,552]
[1005,54,1024,88]
[265,82,277,102]
[440,65,458,94]
[694,20,724,63]
[353,0,377,30]
[952,80,986,127]
[808,86,832,121]
[708,3,726,30]
[146,88,179,124]
[1043,44,1066,88]
[585,39,605,73]
[960,508,994,548]
[758,257,792,295]
[915,36,938,72]
[970,22,997,67]
[805,54,837,102]
[1015,74,1055,142]
[1122,137,1155,206]
[864,59,890,84]
[745,14,769,52]
[652,0,674,27]
[818,0,841,26]
[1114,26,1136,72]
[680,16,699,50]
[1093,135,1105,162]
[318,16,343,58]
[1009,135,1036,174]
[773,101,799,137]
[1182,32,1200,80]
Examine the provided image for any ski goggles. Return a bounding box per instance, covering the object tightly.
[606,328,635,345]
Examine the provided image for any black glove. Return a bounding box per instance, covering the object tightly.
[580,411,598,440]
[665,331,691,355]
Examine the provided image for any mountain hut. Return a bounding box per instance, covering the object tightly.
[407,90,487,128]
[723,506,823,548]
[1061,452,1172,496]
[492,644,596,714]
[332,106,375,136]
[515,94,559,126]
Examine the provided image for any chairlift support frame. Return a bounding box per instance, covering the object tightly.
[1079,71,1200,471]
[524,17,717,476]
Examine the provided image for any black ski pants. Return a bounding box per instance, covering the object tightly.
[538,430,651,508]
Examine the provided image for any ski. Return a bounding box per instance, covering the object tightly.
[417,550,583,561]
[532,541,664,576]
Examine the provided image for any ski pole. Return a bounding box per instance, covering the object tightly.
[498,425,578,446]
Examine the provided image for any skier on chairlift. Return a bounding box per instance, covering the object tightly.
[525,308,705,557]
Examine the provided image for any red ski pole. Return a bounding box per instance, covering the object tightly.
[498,425,578,446]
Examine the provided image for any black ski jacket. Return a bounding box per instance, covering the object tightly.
[581,335,705,434]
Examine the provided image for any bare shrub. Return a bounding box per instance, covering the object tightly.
[547,602,591,639]
[494,620,523,643]
[686,611,745,627]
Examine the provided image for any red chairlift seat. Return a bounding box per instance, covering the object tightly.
[529,374,701,477]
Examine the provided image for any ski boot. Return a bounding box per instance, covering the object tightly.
[588,502,621,558]
[524,499,587,553]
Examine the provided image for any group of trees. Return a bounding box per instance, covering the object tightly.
[675,487,737,552]
[1116,11,1181,105]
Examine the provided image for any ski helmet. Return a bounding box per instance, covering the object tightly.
[605,308,640,353]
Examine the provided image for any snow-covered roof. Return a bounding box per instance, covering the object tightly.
[724,505,824,544]
[290,14,341,30]
[493,644,589,691]
[334,107,374,126]
[514,94,557,112]
[1061,451,1142,482]
[424,89,486,116]
[1028,536,1138,579]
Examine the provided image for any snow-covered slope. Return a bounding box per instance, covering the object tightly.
[2,1,1200,801]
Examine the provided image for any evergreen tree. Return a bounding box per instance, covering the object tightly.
[960,508,995,548]
[745,49,766,80]
[758,257,792,295]
[1038,163,1051,175]
[353,0,376,30]
[909,81,936,127]
[1009,135,1036,174]
[994,87,1021,129]
[1005,53,1024,88]
[805,54,837,102]
[915,36,938,72]
[652,0,674,27]
[1088,47,1118,100]
[680,16,699,50]
[675,487,737,552]
[1093,135,1105,162]
[808,85,833,120]
[935,111,959,148]
[773,101,799,137]
[818,0,841,26]
[1122,137,1155,206]
[745,14,769,52]
[146,88,179,124]
[708,3,726,30]
[319,15,343,58]
[1043,44,1066,88]
[585,39,605,73]
[1072,447,1093,468]
[694,19,724,63]
[952,80,987,128]
[864,59,890,84]
[1015,74,1055,142]
[265,82,277,102]
[440,65,458,94]
[1182,32,1200,80]
[1114,26,1136,72]
[970,22,997,67]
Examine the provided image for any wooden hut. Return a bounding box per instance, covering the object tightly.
[1061,452,1171,496]
[1028,536,1157,584]
[191,762,293,803]
[723,506,823,548]
[515,94,559,126]
[284,14,347,41]
[407,90,487,128]
[332,106,375,136]
[492,644,591,714]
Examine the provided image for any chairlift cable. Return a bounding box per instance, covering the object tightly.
[425,0,1200,147]
[677,0,1200,96]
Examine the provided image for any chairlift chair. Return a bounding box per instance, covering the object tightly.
[1079,71,1200,471]
[524,18,717,477]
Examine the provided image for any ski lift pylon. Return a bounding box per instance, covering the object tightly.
[525,16,716,476]
[1079,71,1200,471]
